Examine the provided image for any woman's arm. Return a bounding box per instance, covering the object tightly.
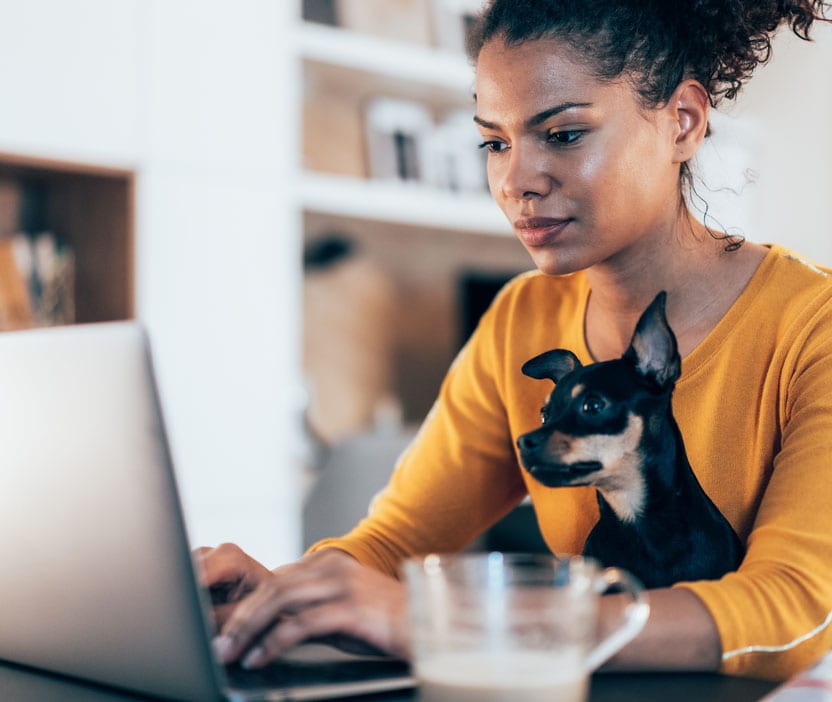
[201,545,725,672]
[601,588,721,671]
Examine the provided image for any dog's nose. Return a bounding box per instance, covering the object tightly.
[517,431,545,452]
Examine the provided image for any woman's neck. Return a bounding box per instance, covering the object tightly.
[583,223,768,361]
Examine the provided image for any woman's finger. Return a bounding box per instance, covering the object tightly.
[239,603,367,669]
[215,566,348,663]
[213,549,409,666]
[196,542,267,589]
[209,601,239,630]
[214,576,296,663]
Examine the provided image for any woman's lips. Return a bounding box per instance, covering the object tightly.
[513,217,572,247]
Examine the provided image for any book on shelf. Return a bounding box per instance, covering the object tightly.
[363,97,488,194]
[429,0,483,53]
[0,232,75,331]
[0,178,21,239]
[0,237,34,331]
[302,0,483,53]
[304,0,433,45]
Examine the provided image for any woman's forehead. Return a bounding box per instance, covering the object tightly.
[474,37,632,120]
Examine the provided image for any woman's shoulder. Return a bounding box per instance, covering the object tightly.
[756,245,832,319]
[490,269,589,311]
[741,245,832,352]
[475,270,591,362]
[764,244,832,290]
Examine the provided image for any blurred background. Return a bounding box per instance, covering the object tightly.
[0,0,830,565]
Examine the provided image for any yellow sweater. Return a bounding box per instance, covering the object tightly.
[310,244,832,680]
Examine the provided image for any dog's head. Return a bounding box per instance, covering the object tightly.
[517,292,680,506]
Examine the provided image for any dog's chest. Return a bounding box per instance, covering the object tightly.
[582,493,742,589]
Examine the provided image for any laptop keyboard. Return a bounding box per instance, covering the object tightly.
[225,657,412,691]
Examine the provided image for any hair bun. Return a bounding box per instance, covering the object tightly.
[687,0,830,101]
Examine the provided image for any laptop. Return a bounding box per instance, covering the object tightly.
[0,321,415,701]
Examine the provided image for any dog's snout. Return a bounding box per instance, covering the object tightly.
[518,430,545,453]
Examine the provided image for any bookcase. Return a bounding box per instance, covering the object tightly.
[298,2,532,430]
[0,151,134,326]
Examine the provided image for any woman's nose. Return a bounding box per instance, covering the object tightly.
[496,144,554,201]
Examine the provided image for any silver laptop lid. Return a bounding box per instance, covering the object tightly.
[0,322,222,701]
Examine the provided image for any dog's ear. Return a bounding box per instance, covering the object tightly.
[624,291,681,389]
[522,349,581,384]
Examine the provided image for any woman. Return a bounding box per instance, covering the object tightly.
[200,0,832,681]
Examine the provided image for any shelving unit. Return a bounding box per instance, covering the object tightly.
[296,7,529,426]
[299,171,509,235]
[0,151,134,325]
[299,21,475,95]
[296,12,508,233]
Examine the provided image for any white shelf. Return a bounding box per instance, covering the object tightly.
[295,22,504,236]
[297,21,475,95]
[299,172,512,236]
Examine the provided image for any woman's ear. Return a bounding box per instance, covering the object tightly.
[669,80,710,164]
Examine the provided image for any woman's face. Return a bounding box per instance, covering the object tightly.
[475,37,685,276]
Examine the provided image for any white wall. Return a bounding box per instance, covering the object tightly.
[137,1,304,566]
[0,0,304,566]
[0,1,141,164]
[699,21,832,265]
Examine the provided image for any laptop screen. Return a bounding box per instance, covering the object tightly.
[0,322,222,700]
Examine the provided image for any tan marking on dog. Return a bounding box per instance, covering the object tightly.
[570,384,584,399]
[559,414,646,523]
[545,431,572,453]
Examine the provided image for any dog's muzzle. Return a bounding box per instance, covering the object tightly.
[523,460,604,487]
[517,430,603,486]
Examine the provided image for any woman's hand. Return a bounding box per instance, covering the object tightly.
[193,542,273,631]
[197,546,410,669]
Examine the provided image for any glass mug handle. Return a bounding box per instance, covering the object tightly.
[584,567,651,671]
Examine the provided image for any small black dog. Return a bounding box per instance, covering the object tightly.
[517,292,744,589]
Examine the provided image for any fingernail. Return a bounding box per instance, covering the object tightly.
[212,635,236,662]
[242,645,266,670]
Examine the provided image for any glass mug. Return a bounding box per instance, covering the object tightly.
[403,553,650,702]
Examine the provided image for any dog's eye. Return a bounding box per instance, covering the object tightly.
[540,408,549,424]
[581,394,607,415]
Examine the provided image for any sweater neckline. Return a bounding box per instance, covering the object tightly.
[679,244,778,380]
[572,244,779,379]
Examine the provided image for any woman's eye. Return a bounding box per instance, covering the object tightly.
[548,130,584,146]
[581,395,606,415]
[477,140,508,154]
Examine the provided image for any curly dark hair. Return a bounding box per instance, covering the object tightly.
[468,0,831,107]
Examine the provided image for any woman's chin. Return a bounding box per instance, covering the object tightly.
[526,249,590,277]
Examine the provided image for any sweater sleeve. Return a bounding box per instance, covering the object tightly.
[676,293,832,680]
[307,282,529,578]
